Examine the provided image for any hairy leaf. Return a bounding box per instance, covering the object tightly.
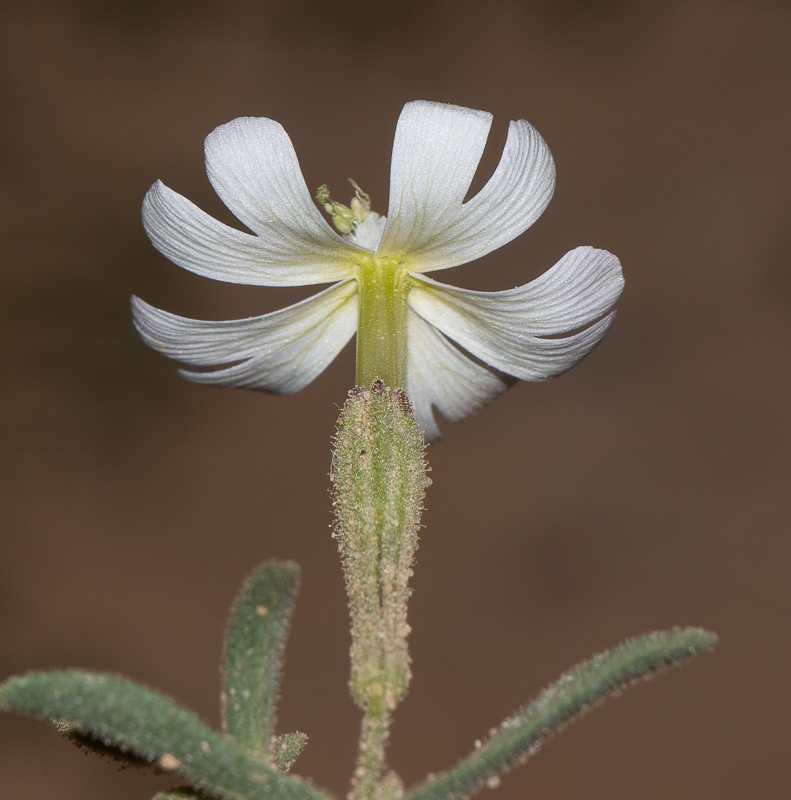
[0,670,331,800]
[222,561,300,756]
[274,732,308,773]
[403,628,717,800]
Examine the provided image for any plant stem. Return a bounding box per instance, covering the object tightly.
[331,383,427,800]
[353,704,391,800]
[355,258,409,388]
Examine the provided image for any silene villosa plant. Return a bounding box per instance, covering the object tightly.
[0,100,716,800]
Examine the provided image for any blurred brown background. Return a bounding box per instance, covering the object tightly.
[1,0,789,798]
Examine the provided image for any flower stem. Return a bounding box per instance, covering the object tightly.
[354,705,391,800]
[356,258,409,389]
[331,383,427,800]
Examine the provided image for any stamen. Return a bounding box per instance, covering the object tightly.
[347,179,371,221]
[316,180,372,235]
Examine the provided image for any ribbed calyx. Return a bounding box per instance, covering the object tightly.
[331,381,428,800]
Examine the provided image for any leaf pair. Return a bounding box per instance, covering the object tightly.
[0,562,716,800]
[0,562,318,800]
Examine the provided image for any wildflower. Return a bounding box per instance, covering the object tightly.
[132,100,623,440]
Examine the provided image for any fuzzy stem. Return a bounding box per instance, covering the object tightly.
[331,382,427,800]
[353,707,390,800]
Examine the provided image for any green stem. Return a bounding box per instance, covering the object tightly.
[353,705,391,800]
[331,384,427,800]
[355,258,409,388]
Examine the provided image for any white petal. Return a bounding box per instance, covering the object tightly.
[143,181,354,286]
[345,212,387,252]
[204,117,365,259]
[408,247,623,381]
[379,104,555,273]
[378,101,492,258]
[131,279,358,394]
[418,118,555,271]
[406,308,508,442]
[413,247,623,332]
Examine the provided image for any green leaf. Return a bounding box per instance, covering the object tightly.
[0,670,331,800]
[403,628,718,800]
[152,790,207,800]
[274,732,308,773]
[222,561,300,757]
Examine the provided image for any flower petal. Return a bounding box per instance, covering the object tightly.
[408,247,623,381]
[379,103,555,273]
[131,279,358,394]
[204,117,361,261]
[406,308,509,442]
[378,101,492,258]
[143,181,355,286]
[419,117,555,272]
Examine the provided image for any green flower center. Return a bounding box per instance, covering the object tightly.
[317,181,410,389]
[316,179,372,236]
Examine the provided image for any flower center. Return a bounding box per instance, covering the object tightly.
[317,181,409,389]
[316,179,373,237]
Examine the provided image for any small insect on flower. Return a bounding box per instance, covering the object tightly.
[132,100,623,440]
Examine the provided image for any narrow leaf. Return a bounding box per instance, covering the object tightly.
[274,732,308,773]
[0,670,330,800]
[403,628,718,800]
[222,561,300,756]
[152,790,207,800]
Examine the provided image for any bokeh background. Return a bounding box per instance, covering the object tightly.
[1,1,789,798]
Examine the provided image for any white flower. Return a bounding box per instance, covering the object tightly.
[132,100,623,441]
